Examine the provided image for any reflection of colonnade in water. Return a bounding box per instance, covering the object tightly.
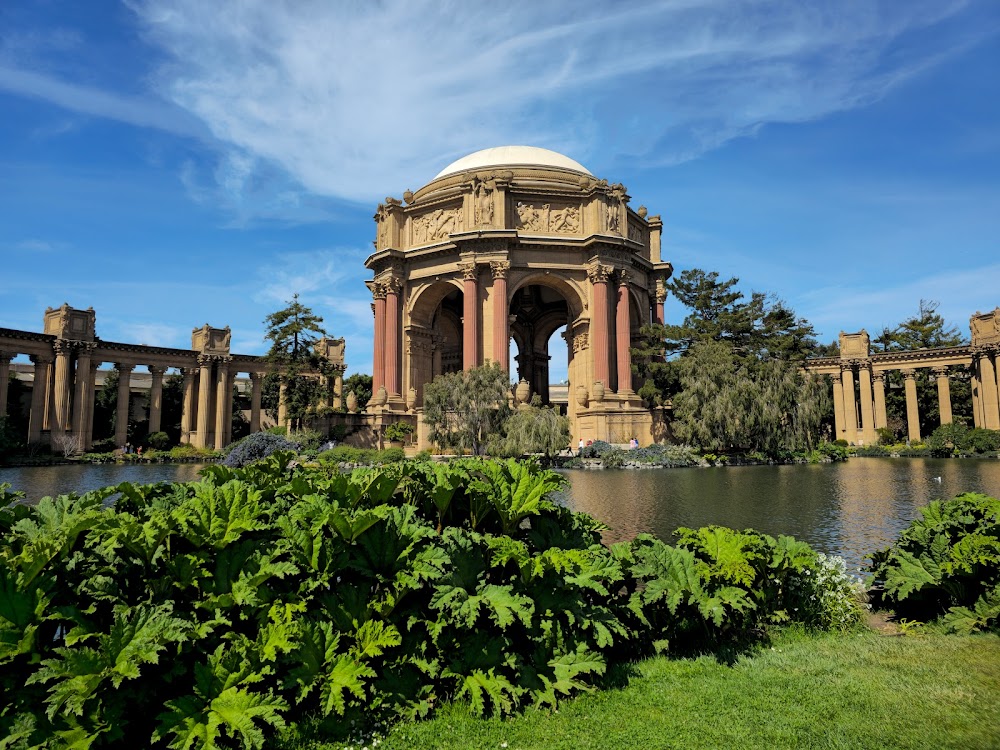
[804,309,1000,445]
[0,304,346,450]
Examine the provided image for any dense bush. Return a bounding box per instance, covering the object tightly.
[925,423,1000,457]
[147,431,171,450]
[870,492,1000,633]
[579,440,614,458]
[222,431,300,468]
[317,445,406,466]
[0,460,863,747]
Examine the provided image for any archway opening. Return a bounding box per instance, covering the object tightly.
[509,284,569,409]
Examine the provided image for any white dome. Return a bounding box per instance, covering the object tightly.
[434,146,592,179]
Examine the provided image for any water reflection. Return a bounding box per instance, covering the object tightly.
[1,463,211,502]
[560,459,1000,570]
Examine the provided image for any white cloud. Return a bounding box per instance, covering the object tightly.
[0,65,206,138]
[115,322,185,348]
[127,0,975,202]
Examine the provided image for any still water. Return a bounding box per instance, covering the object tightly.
[1,463,211,502]
[3,459,1000,569]
[560,458,1000,569]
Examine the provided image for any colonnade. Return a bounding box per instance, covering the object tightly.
[1,305,348,452]
[808,314,1000,444]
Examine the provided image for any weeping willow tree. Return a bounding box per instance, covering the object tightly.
[488,405,570,459]
[423,362,513,456]
[672,340,829,454]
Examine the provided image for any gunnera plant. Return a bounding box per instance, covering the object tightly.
[222,431,300,468]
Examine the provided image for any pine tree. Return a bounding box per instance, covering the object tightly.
[263,294,330,432]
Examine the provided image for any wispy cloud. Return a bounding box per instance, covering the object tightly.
[125,0,975,203]
[115,322,184,348]
[0,64,207,138]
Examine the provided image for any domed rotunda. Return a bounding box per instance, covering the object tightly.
[364,146,673,447]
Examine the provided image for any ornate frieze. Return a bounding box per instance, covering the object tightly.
[412,205,463,244]
[627,222,644,243]
[513,201,580,234]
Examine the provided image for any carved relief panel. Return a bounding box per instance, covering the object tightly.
[513,201,581,234]
[411,205,464,245]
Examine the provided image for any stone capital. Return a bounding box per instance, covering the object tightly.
[490,260,511,280]
[0,350,13,365]
[831,373,842,384]
[52,339,74,356]
[617,269,632,286]
[931,365,949,378]
[587,262,613,284]
[181,366,199,378]
[114,362,135,374]
[371,281,388,300]
[30,353,53,366]
[148,364,167,376]
[901,368,916,381]
[458,261,479,281]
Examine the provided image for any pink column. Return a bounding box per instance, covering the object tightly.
[0,351,12,417]
[654,281,666,325]
[462,263,479,371]
[372,283,386,393]
[588,263,611,387]
[384,279,401,396]
[491,261,510,371]
[616,271,632,393]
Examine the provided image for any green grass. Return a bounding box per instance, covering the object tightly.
[289,628,1000,750]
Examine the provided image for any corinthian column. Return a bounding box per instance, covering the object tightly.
[180,367,197,443]
[214,360,230,449]
[902,369,921,442]
[148,365,166,434]
[653,279,667,325]
[491,261,510,371]
[858,364,876,444]
[249,372,262,433]
[28,353,52,444]
[873,372,888,431]
[384,278,401,396]
[831,373,845,439]
[841,365,857,442]
[978,350,1000,430]
[588,263,612,389]
[372,283,386,392]
[933,366,952,426]
[114,363,134,448]
[615,270,633,393]
[460,262,479,370]
[51,340,73,439]
[72,344,96,446]
[196,356,213,448]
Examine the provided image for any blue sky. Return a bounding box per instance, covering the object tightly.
[2,0,998,382]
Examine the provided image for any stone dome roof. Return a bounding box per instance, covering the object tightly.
[434,146,592,179]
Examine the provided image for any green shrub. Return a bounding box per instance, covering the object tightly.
[414,450,432,462]
[0,457,857,746]
[870,492,1000,633]
[383,422,414,443]
[966,428,1000,454]
[852,445,890,457]
[833,439,849,447]
[147,431,171,450]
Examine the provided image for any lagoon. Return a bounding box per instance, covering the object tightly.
[4,458,1000,569]
[560,458,1000,569]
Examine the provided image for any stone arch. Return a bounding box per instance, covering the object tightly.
[508,272,587,324]
[408,279,464,328]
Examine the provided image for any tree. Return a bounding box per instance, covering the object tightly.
[632,268,819,407]
[671,340,828,454]
[489,405,570,460]
[343,373,373,411]
[263,294,330,432]
[423,362,512,455]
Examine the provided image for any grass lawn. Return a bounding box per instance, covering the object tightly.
[294,628,1000,750]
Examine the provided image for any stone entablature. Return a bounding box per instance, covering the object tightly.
[0,306,347,452]
[364,147,674,447]
[803,308,1000,444]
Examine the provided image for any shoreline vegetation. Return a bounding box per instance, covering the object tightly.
[1,452,997,749]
